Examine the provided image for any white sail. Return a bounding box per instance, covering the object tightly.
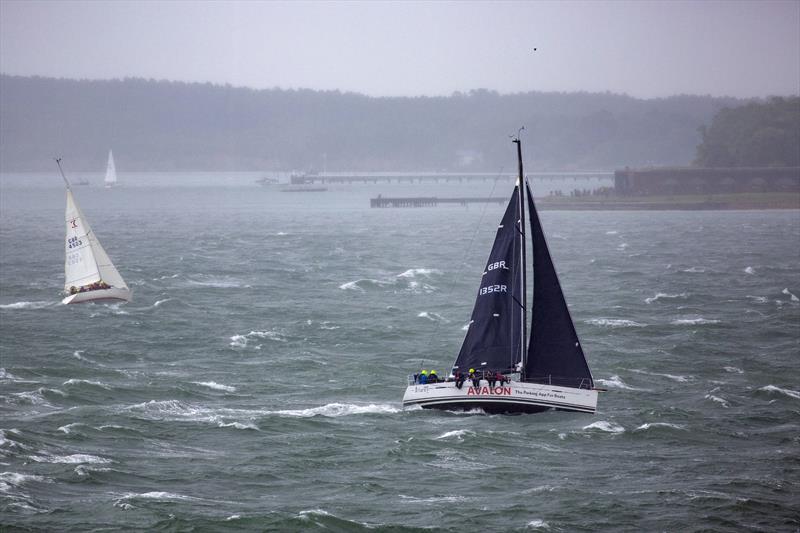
[104,150,117,186]
[87,228,127,289]
[63,188,129,302]
[64,190,101,291]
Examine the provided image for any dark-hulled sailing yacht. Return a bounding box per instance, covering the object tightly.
[402,136,598,414]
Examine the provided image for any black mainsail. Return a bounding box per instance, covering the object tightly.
[524,181,594,389]
[453,187,524,374]
[452,140,593,389]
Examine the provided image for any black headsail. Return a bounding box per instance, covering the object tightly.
[453,186,524,374]
[524,180,594,389]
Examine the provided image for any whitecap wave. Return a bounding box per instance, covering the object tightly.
[338,278,394,292]
[586,318,645,328]
[0,368,20,381]
[526,519,550,529]
[153,274,180,281]
[229,330,286,348]
[74,464,112,477]
[397,268,441,279]
[29,453,112,464]
[605,230,618,235]
[339,280,366,291]
[218,421,259,430]
[744,266,755,275]
[0,428,28,452]
[405,280,437,294]
[418,311,448,322]
[63,379,112,390]
[645,292,687,304]
[629,369,689,382]
[0,472,52,486]
[7,389,59,407]
[0,301,53,310]
[595,375,640,390]
[758,385,800,400]
[582,421,625,433]
[57,423,85,434]
[746,295,767,303]
[724,366,744,374]
[273,403,400,418]
[193,381,236,393]
[115,491,199,505]
[782,288,799,302]
[704,394,729,408]
[435,429,475,440]
[634,422,687,431]
[671,317,720,325]
[681,267,706,273]
[124,399,211,421]
[522,485,557,494]
[398,494,470,503]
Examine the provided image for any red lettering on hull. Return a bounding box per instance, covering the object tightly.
[466,386,512,396]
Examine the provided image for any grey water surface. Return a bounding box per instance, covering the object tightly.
[1,175,798,531]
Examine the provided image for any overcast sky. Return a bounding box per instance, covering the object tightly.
[1,0,798,99]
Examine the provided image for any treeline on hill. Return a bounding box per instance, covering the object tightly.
[0,74,743,172]
[694,96,800,167]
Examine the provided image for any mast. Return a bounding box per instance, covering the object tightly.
[56,158,72,189]
[512,134,528,380]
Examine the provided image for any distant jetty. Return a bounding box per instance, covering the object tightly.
[371,193,800,210]
[297,171,612,185]
[370,196,507,208]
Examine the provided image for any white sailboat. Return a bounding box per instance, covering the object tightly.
[402,135,600,414]
[57,159,132,305]
[104,150,118,188]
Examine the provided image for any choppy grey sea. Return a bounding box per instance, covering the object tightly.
[1,173,798,531]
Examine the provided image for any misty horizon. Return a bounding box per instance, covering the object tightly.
[3,72,799,101]
[6,71,800,102]
[1,1,798,100]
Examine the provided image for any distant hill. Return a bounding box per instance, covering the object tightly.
[0,74,742,172]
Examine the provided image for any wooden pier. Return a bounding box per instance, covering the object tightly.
[370,196,508,208]
[295,171,613,185]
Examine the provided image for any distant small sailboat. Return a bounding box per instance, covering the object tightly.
[104,150,118,188]
[402,135,599,414]
[57,159,132,305]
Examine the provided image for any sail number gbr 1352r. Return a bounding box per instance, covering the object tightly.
[479,284,507,296]
[479,260,508,296]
